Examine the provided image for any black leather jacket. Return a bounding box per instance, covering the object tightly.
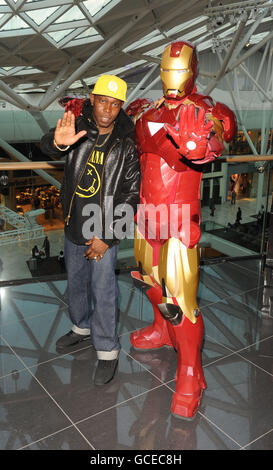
[40,99,140,247]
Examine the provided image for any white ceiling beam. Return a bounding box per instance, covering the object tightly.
[205,0,272,15]
[39,62,71,108]
[135,74,161,99]
[45,19,89,33]
[15,0,28,9]
[77,2,105,38]
[204,19,247,95]
[93,0,130,23]
[39,10,149,110]
[4,9,89,81]
[271,52,273,98]
[124,51,161,65]
[239,63,272,102]
[18,5,72,34]
[127,17,228,58]
[222,40,273,104]
[265,38,273,90]
[56,27,89,49]
[252,40,270,91]
[28,110,50,134]
[231,9,268,59]
[0,91,23,108]
[0,80,38,110]
[3,0,15,11]
[93,6,143,23]
[234,64,259,155]
[226,28,273,74]
[92,0,174,23]
[127,63,158,103]
[159,1,202,28]
[149,0,180,7]
[20,0,73,12]
[0,13,12,29]
[80,79,91,95]
[216,51,242,125]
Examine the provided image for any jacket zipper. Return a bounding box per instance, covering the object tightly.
[99,141,120,233]
[65,136,99,226]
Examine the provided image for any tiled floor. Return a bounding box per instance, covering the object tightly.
[0,256,272,450]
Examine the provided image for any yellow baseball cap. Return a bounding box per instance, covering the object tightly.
[92,74,127,102]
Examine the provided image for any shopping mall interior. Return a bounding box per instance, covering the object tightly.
[0,0,273,453]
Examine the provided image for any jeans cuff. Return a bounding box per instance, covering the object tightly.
[72,325,90,335]
[97,350,119,360]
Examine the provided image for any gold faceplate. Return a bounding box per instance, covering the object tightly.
[160,44,193,98]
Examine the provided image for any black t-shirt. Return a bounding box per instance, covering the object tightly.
[65,133,111,245]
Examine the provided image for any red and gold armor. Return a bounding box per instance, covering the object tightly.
[127,41,237,420]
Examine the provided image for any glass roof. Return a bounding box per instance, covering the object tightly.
[123,30,165,53]
[0,0,273,97]
[0,0,117,46]
[25,7,59,25]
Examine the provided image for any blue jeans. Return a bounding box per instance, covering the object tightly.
[64,236,120,359]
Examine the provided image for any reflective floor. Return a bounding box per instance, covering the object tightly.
[0,257,272,450]
[0,195,267,283]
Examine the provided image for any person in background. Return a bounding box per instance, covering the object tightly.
[42,236,50,258]
[209,198,215,216]
[32,245,40,259]
[58,250,65,269]
[236,207,242,224]
[231,189,236,205]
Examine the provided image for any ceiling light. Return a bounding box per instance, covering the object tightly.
[215,15,225,26]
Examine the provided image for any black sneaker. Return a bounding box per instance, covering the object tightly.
[56,330,90,349]
[94,359,118,386]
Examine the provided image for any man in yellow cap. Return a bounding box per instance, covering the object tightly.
[40,75,140,385]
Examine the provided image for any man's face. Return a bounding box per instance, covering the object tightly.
[90,94,123,134]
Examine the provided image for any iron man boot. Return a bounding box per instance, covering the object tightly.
[130,285,173,350]
[169,313,207,420]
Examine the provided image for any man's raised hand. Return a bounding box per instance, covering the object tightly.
[54,110,87,147]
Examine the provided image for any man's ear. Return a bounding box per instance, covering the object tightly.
[90,94,94,105]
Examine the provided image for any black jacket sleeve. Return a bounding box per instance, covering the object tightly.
[40,128,71,159]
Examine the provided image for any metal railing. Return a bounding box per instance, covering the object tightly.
[0,154,273,171]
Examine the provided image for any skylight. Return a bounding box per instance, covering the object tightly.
[1,0,273,103]
[25,7,59,26]
[55,6,85,24]
[0,0,121,46]
[83,0,113,17]
[0,66,42,76]
[250,31,270,44]
[2,15,29,30]
[166,16,208,36]
[123,30,165,53]
[47,29,75,43]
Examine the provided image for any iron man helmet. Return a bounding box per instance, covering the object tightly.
[160,41,198,99]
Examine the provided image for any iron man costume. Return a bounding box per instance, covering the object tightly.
[126,41,237,420]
